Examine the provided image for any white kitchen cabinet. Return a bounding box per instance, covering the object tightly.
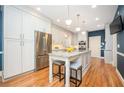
[3,6,35,79]
[22,12,35,40]
[3,6,51,79]
[22,40,34,73]
[34,17,51,33]
[4,39,22,79]
[34,17,45,32]
[4,6,22,39]
[4,39,35,79]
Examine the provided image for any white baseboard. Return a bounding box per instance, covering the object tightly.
[100,57,104,59]
[116,68,124,86]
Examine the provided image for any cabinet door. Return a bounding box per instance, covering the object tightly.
[34,17,51,33]
[4,6,22,39]
[22,40,34,73]
[22,12,35,40]
[4,39,22,79]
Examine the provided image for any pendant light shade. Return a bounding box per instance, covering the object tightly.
[65,6,72,25]
[65,19,72,25]
[75,14,80,32]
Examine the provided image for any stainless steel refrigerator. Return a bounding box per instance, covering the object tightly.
[35,31,52,71]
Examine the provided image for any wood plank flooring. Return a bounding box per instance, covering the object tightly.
[0,57,123,87]
[81,58,123,87]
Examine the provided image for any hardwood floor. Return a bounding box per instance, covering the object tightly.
[0,57,123,87]
[81,58,123,87]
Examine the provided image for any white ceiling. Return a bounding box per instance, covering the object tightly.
[30,5,118,33]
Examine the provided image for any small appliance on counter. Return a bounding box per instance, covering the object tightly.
[78,41,86,51]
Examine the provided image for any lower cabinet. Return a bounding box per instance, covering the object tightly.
[4,39,22,79]
[22,40,34,73]
[4,39,34,79]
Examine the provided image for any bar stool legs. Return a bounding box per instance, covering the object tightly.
[70,66,82,87]
[64,66,82,87]
[53,63,65,81]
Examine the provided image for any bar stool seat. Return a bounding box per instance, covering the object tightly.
[70,62,82,70]
[53,61,65,65]
[53,60,65,81]
[70,59,82,87]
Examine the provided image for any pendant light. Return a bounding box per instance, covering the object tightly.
[65,6,72,26]
[75,14,81,32]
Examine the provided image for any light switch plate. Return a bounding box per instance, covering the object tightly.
[117,44,120,48]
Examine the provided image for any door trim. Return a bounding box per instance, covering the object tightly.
[0,71,2,77]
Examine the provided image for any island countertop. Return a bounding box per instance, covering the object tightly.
[49,50,90,58]
[49,50,91,87]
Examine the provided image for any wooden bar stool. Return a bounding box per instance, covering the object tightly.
[53,61,65,81]
[64,55,83,87]
[70,62,82,87]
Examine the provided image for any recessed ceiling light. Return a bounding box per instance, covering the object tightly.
[95,17,99,21]
[36,7,41,11]
[75,27,81,32]
[91,5,97,8]
[81,31,86,35]
[57,19,60,22]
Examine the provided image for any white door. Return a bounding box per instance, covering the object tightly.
[4,39,22,79]
[4,6,22,39]
[22,40,34,73]
[89,36,101,58]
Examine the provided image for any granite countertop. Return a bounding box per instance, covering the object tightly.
[49,50,90,58]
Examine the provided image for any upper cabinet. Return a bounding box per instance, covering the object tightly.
[34,16,51,33]
[22,12,36,40]
[4,6,51,40]
[4,6,23,39]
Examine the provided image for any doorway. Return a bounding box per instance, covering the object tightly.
[89,36,101,58]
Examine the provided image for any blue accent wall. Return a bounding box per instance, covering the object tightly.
[88,29,105,57]
[115,5,124,78]
[117,54,124,78]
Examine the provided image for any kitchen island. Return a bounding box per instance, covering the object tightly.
[49,50,91,87]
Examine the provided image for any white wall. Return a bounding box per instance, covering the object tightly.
[72,33,78,46]
[105,24,113,64]
[112,34,117,67]
[77,31,88,50]
[77,32,87,41]
[51,24,74,49]
[105,23,117,66]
